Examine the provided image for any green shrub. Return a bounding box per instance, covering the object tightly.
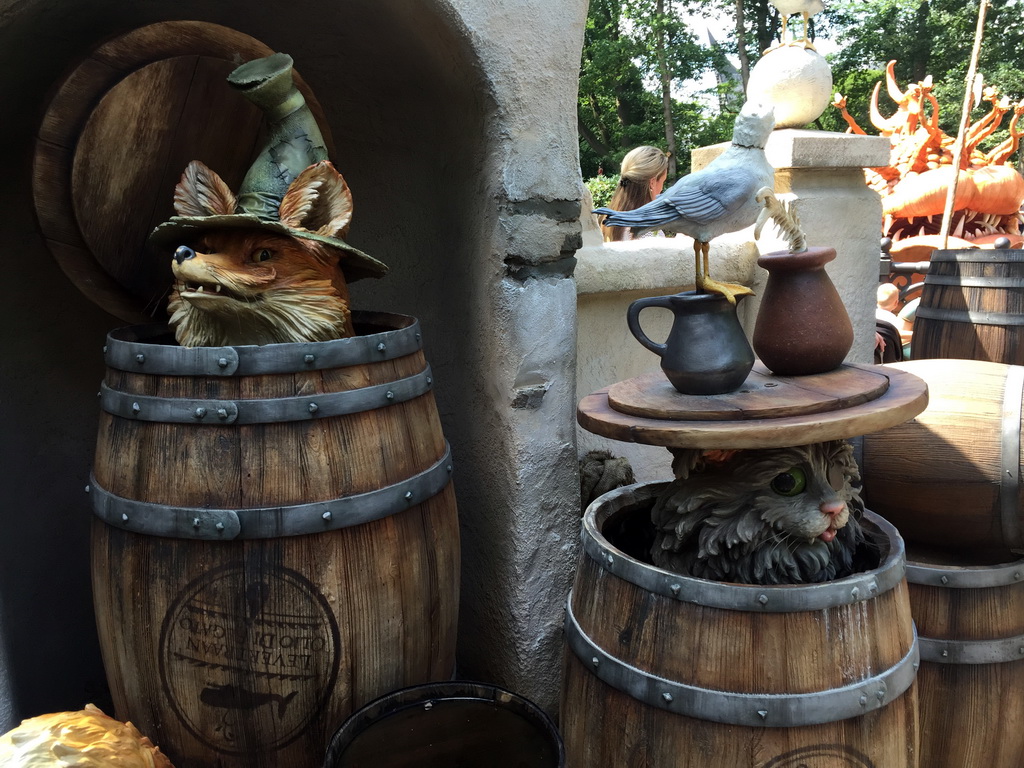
[585,173,619,209]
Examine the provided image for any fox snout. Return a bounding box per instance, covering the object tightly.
[174,245,196,264]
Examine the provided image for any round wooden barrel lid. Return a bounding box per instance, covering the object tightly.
[33,21,334,323]
[580,362,928,449]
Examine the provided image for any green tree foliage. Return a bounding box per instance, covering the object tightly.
[578,0,728,180]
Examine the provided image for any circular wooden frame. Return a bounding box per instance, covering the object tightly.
[578,363,929,449]
[33,21,334,323]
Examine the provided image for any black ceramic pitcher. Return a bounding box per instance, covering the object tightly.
[626,291,754,395]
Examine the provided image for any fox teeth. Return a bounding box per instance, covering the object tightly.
[215,285,222,293]
[195,285,204,293]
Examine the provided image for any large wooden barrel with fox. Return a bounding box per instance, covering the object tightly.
[560,482,919,768]
[89,312,459,768]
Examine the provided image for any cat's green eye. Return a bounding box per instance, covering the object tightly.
[771,466,807,496]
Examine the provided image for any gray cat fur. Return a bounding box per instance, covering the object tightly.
[651,440,865,585]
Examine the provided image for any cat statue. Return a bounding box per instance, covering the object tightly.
[650,440,866,585]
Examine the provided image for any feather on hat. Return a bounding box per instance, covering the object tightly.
[149,53,388,282]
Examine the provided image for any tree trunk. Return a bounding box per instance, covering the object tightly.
[734,0,750,91]
[655,0,678,177]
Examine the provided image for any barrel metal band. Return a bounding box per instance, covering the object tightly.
[924,275,1024,289]
[1002,365,1024,550]
[932,251,1024,264]
[581,509,906,613]
[564,594,919,728]
[918,634,1024,665]
[88,443,453,539]
[104,313,423,375]
[100,367,432,424]
[906,559,1024,589]
[915,306,1024,327]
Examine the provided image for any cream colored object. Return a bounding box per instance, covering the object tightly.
[0,704,173,768]
[747,46,832,128]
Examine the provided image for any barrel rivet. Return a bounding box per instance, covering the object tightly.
[758,594,769,605]
[377,342,387,352]
[192,518,201,529]
[102,345,108,354]
[135,354,145,364]
[859,695,868,706]
[447,465,453,473]
[756,709,767,720]
[218,357,229,368]
[662,693,674,704]
[85,485,91,494]
[416,333,422,341]
[850,587,860,599]
[405,491,414,501]
[97,391,101,397]
[217,408,229,420]
[304,354,316,364]
[1016,572,1022,581]
[940,575,949,585]
[1019,646,1024,655]
[215,522,225,532]
[194,407,207,419]
[322,511,332,521]
[386,391,395,400]
[876,690,885,701]
[670,584,681,596]
[121,513,129,523]
[606,554,614,566]
[913,662,920,671]
[869,581,879,593]
[308,402,319,414]
[131,402,141,414]
[591,657,600,668]
[942,649,949,657]
[427,377,433,386]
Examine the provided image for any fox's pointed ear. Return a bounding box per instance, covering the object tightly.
[173,161,237,217]
[279,161,353,237]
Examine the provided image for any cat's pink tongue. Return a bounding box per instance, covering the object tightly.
[819,528,837,542]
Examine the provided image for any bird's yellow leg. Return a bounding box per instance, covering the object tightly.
[698,242,754,305]
[693,241,705,292]
[800,13,818,50]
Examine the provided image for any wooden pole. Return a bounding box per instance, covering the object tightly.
[940,0,990,246]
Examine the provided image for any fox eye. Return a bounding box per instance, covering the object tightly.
[771,466,807,497]
[253,249,273,262]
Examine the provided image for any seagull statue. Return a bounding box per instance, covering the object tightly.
[768,0,825,50]
[594,101,776,304]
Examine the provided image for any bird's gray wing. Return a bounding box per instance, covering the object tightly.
[592,198,681,228]
[663,165,764,225]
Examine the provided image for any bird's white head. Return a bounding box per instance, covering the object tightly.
[732,101,776,149]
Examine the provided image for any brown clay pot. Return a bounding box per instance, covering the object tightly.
[753,246,854,376]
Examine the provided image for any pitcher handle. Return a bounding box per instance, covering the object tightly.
[626,296,674,357]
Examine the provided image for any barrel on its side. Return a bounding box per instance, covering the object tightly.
[560,482,919,768]
[914,248,1024,364]
[861,359,1024,558]
[90,312,459,768]
[906,553,1024,768]
[323,682,564,768]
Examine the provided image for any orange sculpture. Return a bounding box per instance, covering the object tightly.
[833,60,1024,243]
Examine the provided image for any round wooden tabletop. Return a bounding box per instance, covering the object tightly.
[578,362,929,449]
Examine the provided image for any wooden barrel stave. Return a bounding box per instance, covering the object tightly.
[90,313,458,768]
[907,555,1024,767]
[560,482,919,768]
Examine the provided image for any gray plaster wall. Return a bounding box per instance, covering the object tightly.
[0,0,586,725]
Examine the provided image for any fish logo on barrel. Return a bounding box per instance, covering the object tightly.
[762,745,876,767]
[159,563,341,754]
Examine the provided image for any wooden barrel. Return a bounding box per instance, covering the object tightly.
[560,482,919,768]
[913,248,1024,364]
[323,682,564,768]
[906,552,1024,767]
[861,359,1024,558]
[89,312,459,768]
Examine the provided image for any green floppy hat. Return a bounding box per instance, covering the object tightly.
[150,53,388,282]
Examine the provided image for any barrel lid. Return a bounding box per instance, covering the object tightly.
[33,21,335,323]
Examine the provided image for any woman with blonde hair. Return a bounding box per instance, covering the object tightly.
[600,145,670,242]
